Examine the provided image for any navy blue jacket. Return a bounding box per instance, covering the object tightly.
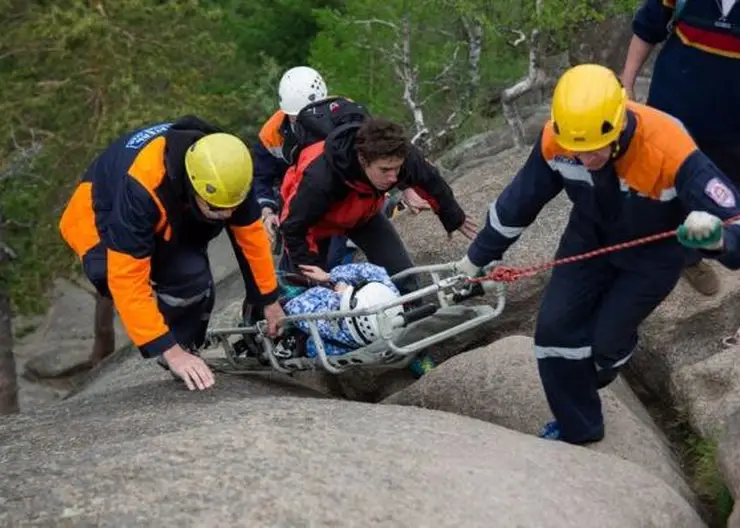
[252,110,296,212]
[634,0,740,145]
[467,102,740,271]
[60,117,278,357]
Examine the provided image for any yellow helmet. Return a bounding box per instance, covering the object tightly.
[550,64,627,152]
[184,133,254,209]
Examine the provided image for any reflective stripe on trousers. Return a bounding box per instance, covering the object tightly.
[154,284,211,308]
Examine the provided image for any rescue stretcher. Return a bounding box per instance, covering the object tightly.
[202,262,506,375]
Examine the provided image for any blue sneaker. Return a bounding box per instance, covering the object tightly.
[409,355,436,378]
[538,420,561,440]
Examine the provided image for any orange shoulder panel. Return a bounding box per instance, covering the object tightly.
[59,182,100,258]
[615,102,697,199]
[258,110,287,151]
[127,137,171,240]
[540,121,573,161]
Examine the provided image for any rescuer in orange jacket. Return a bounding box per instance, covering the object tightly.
[59,116,285,391]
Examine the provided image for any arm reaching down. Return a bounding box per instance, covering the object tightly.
[401,147,469,235]
[103,174,176,357]
[227,190,280,306]
[621,0,674,94]
[252,139,287,213]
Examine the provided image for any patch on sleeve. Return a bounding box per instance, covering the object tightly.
[704,177,736,208]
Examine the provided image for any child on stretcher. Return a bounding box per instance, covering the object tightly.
[281,262,435,376]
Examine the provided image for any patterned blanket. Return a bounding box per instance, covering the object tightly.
[282,263,400,357]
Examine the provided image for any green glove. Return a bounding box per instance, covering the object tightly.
[676,211,723,250]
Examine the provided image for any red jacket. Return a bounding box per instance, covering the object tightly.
[279,123,466,267]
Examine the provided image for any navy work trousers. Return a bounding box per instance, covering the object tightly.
[534,225,683,444]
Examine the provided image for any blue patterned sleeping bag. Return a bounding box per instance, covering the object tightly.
[282,263,400,357]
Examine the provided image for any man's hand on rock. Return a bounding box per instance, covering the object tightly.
[162,344,215,391]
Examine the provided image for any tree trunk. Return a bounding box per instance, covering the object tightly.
[0,287,19,415]
[500,0,548,148]
[90,293,115,366]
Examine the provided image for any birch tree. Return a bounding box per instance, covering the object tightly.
[492,0,640,146]
[311,0,489,153]
[499,0,547,148]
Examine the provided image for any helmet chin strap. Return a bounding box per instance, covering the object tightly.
[610,141,621,159]
[185,178,221,225]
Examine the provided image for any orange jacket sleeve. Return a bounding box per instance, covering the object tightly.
[106,249,176,355]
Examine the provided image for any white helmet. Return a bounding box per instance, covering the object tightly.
[340,282,404,346]
[278,66,328,116]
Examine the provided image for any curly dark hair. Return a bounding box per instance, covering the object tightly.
[355,117,411,165]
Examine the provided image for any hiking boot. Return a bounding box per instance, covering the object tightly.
[537,420,604,444]
[538,421,561,440]
[682,260,720,296]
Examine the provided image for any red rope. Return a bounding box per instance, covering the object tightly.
[468,214,740,284]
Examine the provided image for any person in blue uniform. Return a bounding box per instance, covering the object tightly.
[454,64,740,444]
[59,117,285,391]
[621,0,740,296]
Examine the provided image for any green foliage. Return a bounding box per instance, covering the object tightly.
[310,2,407,122]
[309,0,529,151]
[0,0,282,314]
[215,0,344,67]
[685,435,735,526]
[538,0,640,48]
[308,0,638,153]
[0,0,645,315]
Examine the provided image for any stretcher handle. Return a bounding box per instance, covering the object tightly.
[450,283,485,303]
[400,303,437,326]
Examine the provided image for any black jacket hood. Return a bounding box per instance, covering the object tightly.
[164,115,224,196]
[323,123,379,194]
[163,115,225,227]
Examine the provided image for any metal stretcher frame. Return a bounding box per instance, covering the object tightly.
[204,261,506,375]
